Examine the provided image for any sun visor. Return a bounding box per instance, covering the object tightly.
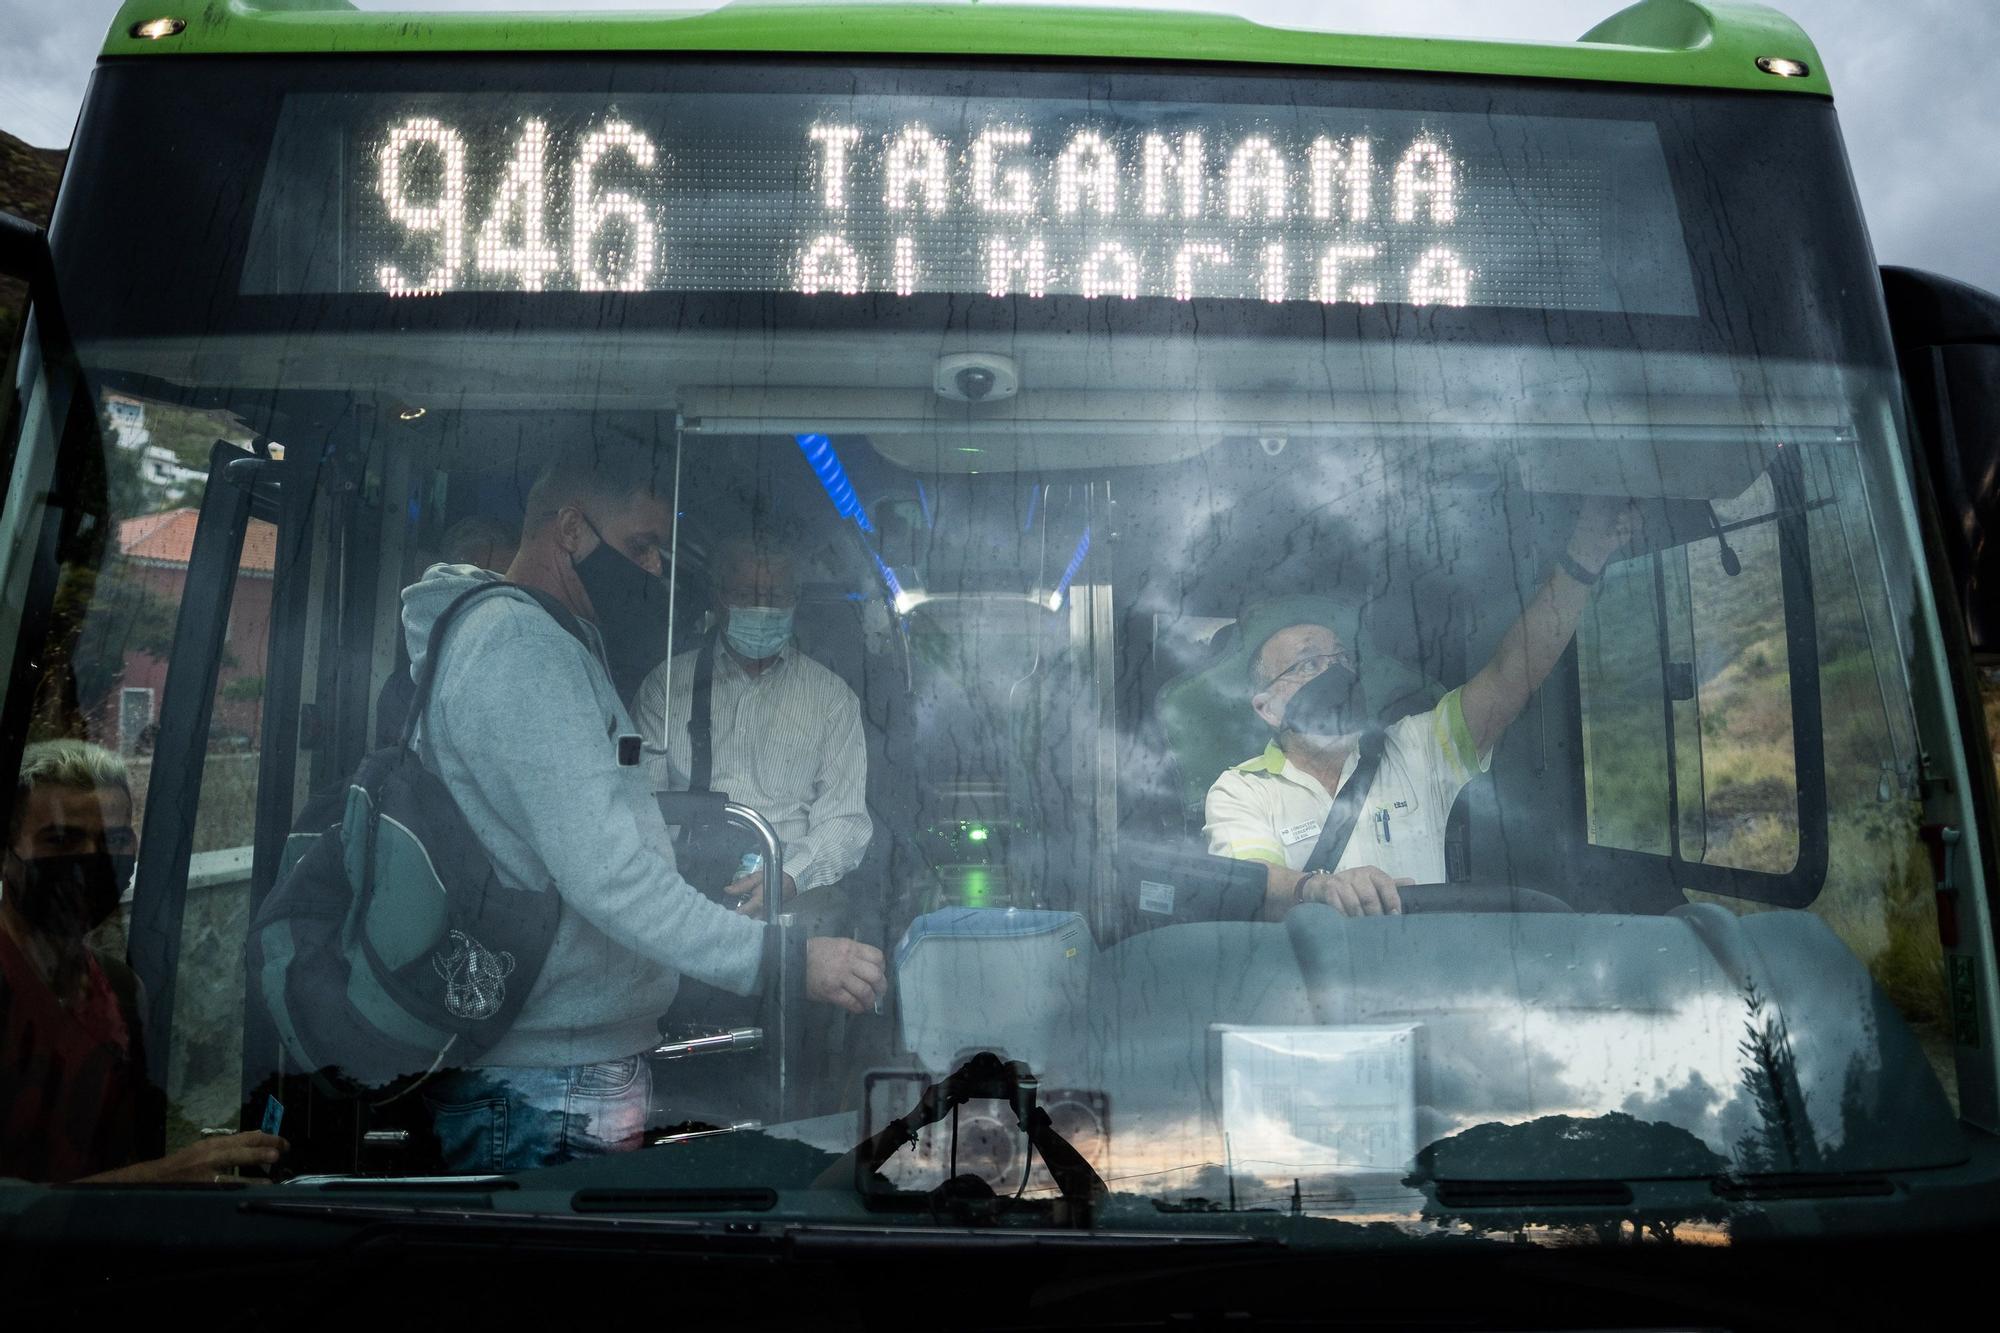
[1513,435,1780,499]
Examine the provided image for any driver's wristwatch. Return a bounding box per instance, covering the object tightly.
[1556,550,1602,585]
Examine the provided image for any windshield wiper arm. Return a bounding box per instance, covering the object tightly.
[243,1199,1278,1252]
[786,1225,1277,1253]
[242,1197,748,1238]
[1711,1171,1896,1200]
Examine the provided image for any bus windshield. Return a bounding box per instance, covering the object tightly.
[0,55,1979,1236]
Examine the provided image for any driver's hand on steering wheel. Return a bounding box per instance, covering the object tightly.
[1302,866,1412,917]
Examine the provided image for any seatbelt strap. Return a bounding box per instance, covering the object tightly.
[687,628,719,793]
[1302,729,1388,875]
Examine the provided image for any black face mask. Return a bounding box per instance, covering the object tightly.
[1280,661,1372,743]
[3,851,135,939]
[572,514,673,702]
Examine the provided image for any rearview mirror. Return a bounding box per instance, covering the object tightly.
[0,209,50,284]
[1882,266,2000,658]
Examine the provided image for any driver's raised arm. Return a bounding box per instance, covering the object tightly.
[1459,496,1637,755]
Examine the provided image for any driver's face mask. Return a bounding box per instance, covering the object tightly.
[1279,658,1371,745]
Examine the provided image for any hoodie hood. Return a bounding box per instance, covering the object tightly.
[402,563,606,686]
[402,563,506,687]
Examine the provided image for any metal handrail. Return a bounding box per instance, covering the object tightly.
[653,1027,762,1059]
[720,801,787,1120]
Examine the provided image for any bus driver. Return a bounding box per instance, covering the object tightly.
[1205,497,1637,918]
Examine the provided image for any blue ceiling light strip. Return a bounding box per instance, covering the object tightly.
[1021,483,1041,533]
[871,551,906,609]
[916,481,934,529]
[795,432,874,534]
[796,431,908,610]
[1050,526,1092,609]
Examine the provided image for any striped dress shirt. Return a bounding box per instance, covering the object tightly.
[634,641,872,891]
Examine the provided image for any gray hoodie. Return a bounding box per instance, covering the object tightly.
[402,565,771,1068]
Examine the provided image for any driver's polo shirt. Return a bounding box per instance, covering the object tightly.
[1203,689,1490,885]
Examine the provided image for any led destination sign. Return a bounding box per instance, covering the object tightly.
[250,90,1696,314]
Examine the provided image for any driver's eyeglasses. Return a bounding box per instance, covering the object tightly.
[1273,651,1352,686]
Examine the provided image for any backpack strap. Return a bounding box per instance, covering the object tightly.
[686,628,719,793]
[1302,728,1388,875]
[399,581,593,752]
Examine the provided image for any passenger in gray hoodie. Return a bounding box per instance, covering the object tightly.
[405,451,886,1172]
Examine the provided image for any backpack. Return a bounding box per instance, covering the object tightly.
[248,581,585,1091]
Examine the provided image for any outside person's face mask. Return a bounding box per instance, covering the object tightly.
[725,606,794,660]
[2,850,136,940]
[1280,659,1371,745]
[572,513,672,699]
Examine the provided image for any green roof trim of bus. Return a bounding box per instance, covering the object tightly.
[101,0,1831,97]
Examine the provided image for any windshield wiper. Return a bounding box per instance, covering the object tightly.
[243,1197,741,1237]
[787,1225,1274,1253]
[1433,1179,1634,1208]
[278,1174,514,1191]
[242,1198,1275,1252]
[1430,1170,1903,1209]
[1711,1171,1895,1201]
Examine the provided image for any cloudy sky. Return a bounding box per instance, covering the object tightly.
[1,0,1993,290]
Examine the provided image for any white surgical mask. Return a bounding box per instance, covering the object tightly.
[725,605,794,659]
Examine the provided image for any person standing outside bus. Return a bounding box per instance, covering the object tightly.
[1,740,286,1182]
[1205,498,1637,917]
[400,451,885,1171]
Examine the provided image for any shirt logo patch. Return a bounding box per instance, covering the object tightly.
[1279,819,1322,846]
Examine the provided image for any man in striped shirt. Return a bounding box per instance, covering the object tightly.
[635,537,872,915]
[1205,498,1636,918]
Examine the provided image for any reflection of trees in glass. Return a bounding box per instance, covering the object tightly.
[1405,984,1932,1242]
[27,410,205,741]
[1405,1111,1729,1244]
[40,561,180,736]
[0,131,64,350]
[1583,458,1949,1057]
[220,674,265,702]
[31,418,160,738]
[1730,982,1818,1175]
[1724,981,1905,1176]
[1733,977,1945,1179]
[141,408,235,472]
[103,411,159,521]
[1985,671,2000,789]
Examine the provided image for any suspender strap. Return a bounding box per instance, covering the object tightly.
[687,628,719,794]
[1302,728,1388,875]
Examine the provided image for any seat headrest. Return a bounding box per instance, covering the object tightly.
[1154,595,1437,813]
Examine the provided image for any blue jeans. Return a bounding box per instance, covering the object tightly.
[423,1055,653,1172]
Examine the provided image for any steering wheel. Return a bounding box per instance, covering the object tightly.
[1394,880,1574,914]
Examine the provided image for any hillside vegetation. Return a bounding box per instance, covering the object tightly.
[1582,462,1958,1070]
[1,129,66,351]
